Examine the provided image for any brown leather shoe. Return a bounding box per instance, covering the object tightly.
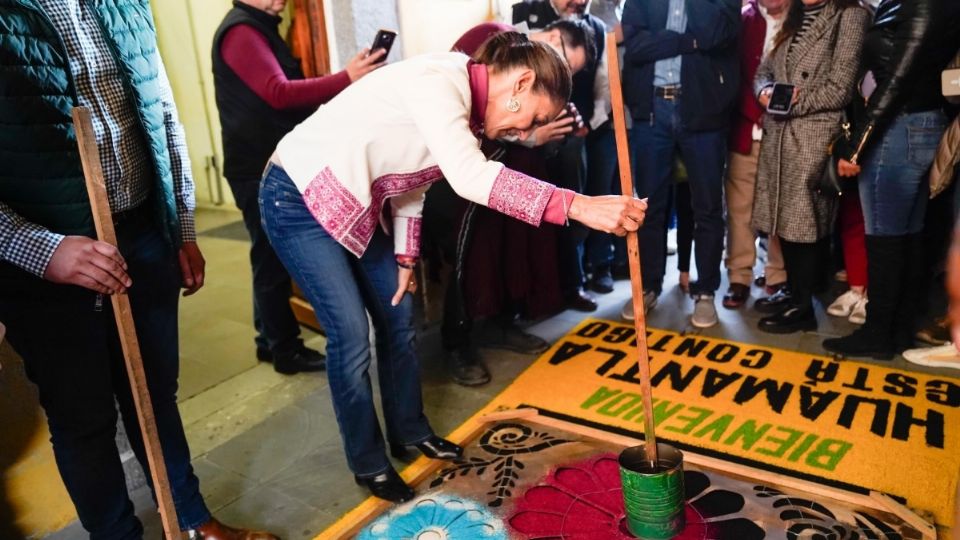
[189,518,280,540]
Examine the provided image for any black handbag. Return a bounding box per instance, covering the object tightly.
[815,120,852,198]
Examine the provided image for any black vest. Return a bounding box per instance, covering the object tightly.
[212,2,312,181]
[512,0,607,124]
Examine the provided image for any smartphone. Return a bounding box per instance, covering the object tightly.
[767,83,796,115]
[371,29,397,58]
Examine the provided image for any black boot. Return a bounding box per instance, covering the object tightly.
[355,468,415,503]
[759,238,818,334]
[822,236,905,360]
[390,436,463,461]
[758,304,817,334]
[478,319,549,354]
[892,233,924,352]
[446,346,491,387]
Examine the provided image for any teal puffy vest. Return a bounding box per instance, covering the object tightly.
[0,0,181,244]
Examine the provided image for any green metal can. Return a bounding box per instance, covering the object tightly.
[619,443,686,539]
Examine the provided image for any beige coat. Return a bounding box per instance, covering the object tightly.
[752,3,870,243]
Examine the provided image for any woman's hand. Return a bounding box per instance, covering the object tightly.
[346,48,387,82]
[531,111,575,146]
[391,265,418,306]
[837,158,861,177]
[568,194,647,236]
[758,86,773,109]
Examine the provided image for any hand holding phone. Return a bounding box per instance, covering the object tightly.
[766,83,796,115]
[371,29,397,58]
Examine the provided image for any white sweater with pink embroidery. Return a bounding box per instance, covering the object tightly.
[275,52,568,258]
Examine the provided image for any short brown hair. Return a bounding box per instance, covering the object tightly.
[473,31,572,105]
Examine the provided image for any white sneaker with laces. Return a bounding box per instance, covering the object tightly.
[621,291,657,321]
[827,289,863,318]
[847,296,868,324]
[903,343,960,368]
[691,294,718,328]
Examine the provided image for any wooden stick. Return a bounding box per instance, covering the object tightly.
[72,107,183,540]
[606,32,658,465]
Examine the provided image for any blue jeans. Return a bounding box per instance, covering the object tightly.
[630,97,727,295]
[0,209,210,540]
[259,164,433,476]
[859,110,947,236]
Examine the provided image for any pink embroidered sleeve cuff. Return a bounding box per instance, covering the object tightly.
[393,216,422,257]
[487,167,556,226]
[543,188,576,225]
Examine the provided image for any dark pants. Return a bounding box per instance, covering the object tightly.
[779,236,830,309]
[260,164,433,476]
[671,181,694,273]
[0,211,210,540]
[630,97,726,295]
[547,136,588,294]
[227,177,303,358]
[585,126,618,270]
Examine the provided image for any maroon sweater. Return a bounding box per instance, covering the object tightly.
[220,24,351,110]
[730,0,769,155]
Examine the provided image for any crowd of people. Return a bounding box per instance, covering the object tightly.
[2,0,960,536]
[415,0,960,385]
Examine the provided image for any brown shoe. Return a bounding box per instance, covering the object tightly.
[722,283,750,309]
[189,518,280,540]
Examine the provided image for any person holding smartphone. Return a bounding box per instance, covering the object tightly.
[211,0,387,375]
[751,0,869,334]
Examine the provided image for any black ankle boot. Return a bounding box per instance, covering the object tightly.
[754,287,792,314]
[390,436,463,461]
[758,304,817,334]
[822,235,905,360]
[354,468,414,503]
[822,327,894,360]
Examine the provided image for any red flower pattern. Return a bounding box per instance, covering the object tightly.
[508,454,763,540]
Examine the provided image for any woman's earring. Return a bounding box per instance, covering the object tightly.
[506,96,521,113]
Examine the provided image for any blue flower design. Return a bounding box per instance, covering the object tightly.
[359,495,507,540]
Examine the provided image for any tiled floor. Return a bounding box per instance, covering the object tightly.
[47,208,954,539]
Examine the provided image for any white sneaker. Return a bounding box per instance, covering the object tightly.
[691,294,718,328]
[621,291,658,321]
[847,297,868,324]
[827,289,863,318]
[903,343,960,368]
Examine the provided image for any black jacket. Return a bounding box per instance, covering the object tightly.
[512,0,607,124]
[846,0,960,163]
[621,0,740,132]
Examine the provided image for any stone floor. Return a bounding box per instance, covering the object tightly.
[47,207,954,540]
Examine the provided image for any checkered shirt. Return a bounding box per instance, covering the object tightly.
[0,0,196,277]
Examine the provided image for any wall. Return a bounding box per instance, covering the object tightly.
[326,0,403,68]
[396,0,490,57]
[151,0,237,208]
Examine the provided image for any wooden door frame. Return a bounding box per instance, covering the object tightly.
[290,0,332,77]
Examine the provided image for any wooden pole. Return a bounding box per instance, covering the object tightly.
[72,107,183,540]
[606,32,659,465]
